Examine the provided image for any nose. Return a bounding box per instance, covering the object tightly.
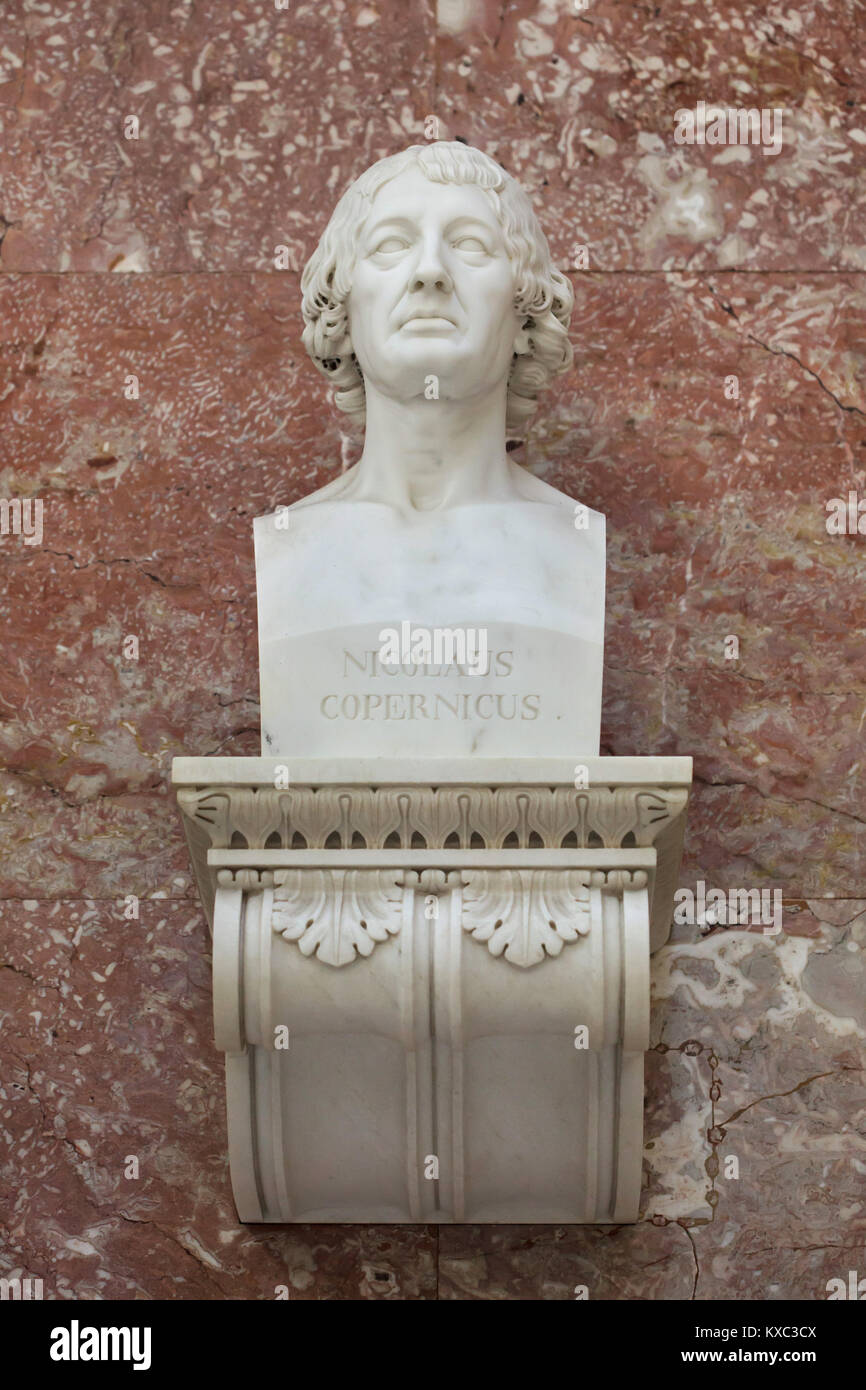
[408,236,454,295]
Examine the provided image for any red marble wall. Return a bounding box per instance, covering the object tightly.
[1,0,864,1300]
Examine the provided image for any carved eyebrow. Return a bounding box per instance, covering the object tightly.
[362,212,501,242]
[444,215,499,237]
[363,216,418,241]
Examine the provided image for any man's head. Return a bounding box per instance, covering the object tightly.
[300,142,574,435]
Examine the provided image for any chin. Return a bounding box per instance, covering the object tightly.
[391,340,468,361]
[391,348,480,379]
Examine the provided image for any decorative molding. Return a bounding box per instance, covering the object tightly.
[461,868,591,968]
[271,868,405,967]
[266,866,596,970]
[178,783,688,853]
[177,780,689,953]
[216,867,276,890]
[588,868,649,894]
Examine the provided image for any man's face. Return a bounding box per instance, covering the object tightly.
[347,166,523,406]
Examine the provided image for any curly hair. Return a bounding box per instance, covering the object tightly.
[300,142,574,436]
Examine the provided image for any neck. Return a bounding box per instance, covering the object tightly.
[353,380,513,512]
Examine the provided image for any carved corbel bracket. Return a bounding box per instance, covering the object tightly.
[174,756,691,952]
[173,756,691,1224]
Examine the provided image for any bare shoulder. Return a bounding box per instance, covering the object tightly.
[253,466,359,537]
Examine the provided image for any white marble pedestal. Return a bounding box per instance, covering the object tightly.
[174,756,691,1224]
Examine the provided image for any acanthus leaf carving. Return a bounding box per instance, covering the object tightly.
[460,868,591,968]
[271,868,405,966]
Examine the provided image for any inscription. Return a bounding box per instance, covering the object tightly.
[322,691,540,720]
[324,647,541,721]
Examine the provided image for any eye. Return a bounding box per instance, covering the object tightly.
[453,235,489,254]
[372,236,410,255]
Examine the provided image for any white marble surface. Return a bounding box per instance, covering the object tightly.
[173,754,694,786]
[216,842,653,1223]
[254,479,605,758]
[255,141,604,760]
[175,762,692,1222]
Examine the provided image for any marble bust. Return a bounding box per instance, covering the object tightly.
[254,140,605,758]
[174,143,693,1226]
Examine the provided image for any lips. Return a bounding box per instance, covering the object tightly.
[400,310,457,327]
